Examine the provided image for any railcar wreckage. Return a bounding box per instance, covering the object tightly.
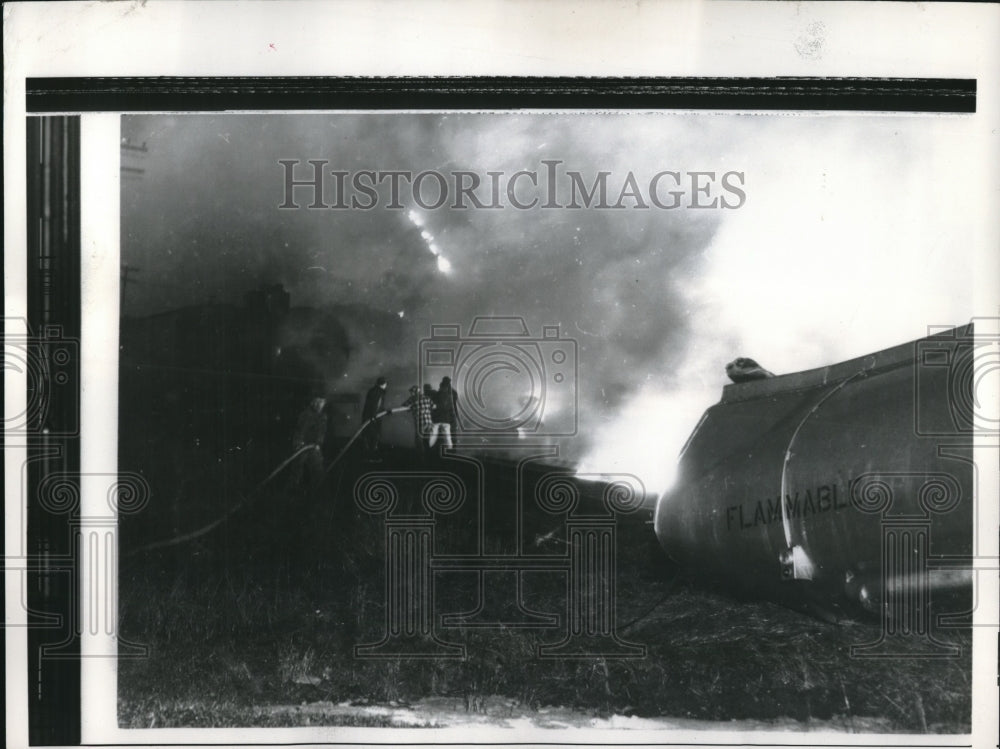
[654,323,980,622]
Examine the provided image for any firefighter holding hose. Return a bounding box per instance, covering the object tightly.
[291,396,328,496]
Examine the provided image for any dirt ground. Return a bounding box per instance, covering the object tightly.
[117,447,972,733]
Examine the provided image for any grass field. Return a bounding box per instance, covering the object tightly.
[117,448,972,732]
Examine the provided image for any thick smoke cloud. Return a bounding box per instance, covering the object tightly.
[122,112,981,490]
[122,113,734,463]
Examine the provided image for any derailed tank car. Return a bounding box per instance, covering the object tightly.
[654,324,977,618]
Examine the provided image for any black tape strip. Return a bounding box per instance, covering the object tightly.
[26,76,976,113]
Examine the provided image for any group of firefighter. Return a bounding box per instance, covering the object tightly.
[360,375,459,460]
[289,375,459,494]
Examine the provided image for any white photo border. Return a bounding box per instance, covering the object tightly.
[4,2,999,748]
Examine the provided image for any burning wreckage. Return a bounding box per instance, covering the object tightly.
[122,290,979,624]
[655,324,978,623]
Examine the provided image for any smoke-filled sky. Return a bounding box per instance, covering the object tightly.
[121,112,983,492]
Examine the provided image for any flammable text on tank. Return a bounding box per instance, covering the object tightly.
[654,324,976,617]
[724,482,850,532]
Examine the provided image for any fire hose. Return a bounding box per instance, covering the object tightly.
[125,408,408,556]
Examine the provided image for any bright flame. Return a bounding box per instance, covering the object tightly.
[407,209,424,227]
[436,255,452,274]
[576,383,717,499]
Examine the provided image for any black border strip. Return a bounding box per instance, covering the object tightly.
[26,115,82,746]
[26,76,976,113]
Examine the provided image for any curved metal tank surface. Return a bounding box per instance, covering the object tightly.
[654,325,975,610]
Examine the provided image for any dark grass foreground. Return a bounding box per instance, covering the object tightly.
[117,451,972,733]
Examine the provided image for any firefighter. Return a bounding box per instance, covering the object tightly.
[291,396,327,495]
[362,376,390,461]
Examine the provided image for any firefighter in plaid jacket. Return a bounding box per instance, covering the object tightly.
[403,385,435,459]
